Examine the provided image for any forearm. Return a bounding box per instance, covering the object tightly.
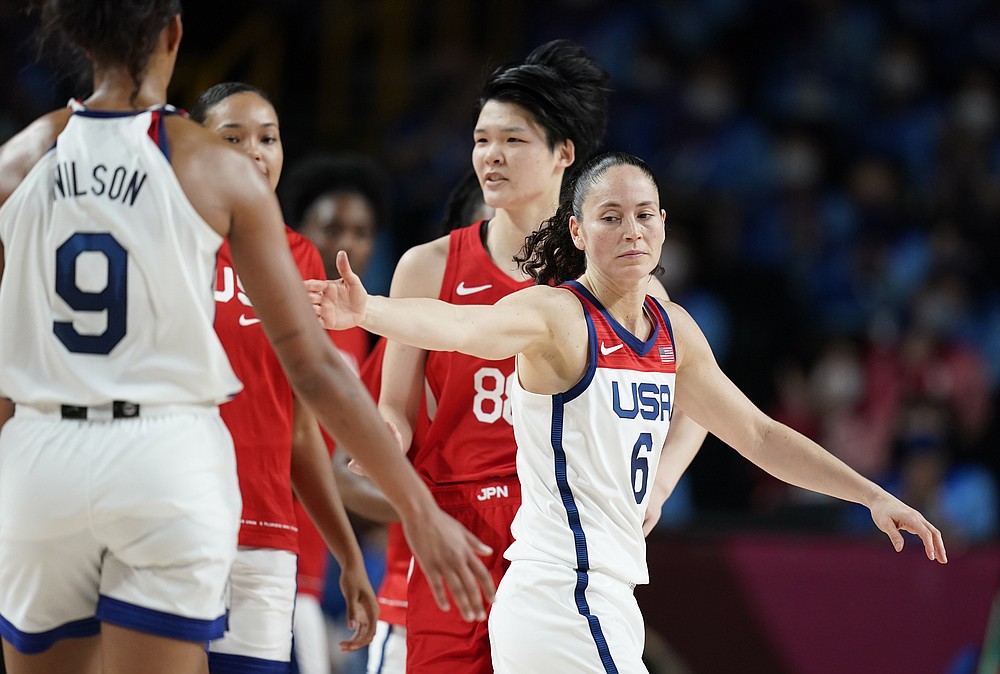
[332,449,400,523]
[290,354,436,522]
[362,295,525,361]
[290,412,367,569]
[746,418,883,508]
[653,410,707,505]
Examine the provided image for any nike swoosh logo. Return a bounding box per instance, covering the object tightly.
[456,281,493,296]
[239,314,261,327]
[600,341,624,356]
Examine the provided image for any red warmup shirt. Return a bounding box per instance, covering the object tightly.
[214,228,325,551]
[294,325,371,599]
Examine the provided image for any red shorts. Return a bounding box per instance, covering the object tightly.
[406,476,520,673]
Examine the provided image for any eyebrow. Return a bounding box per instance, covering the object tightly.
[217,122,279,130]
[473,126,529,134]
[597,200,658,209]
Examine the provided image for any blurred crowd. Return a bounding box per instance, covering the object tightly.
[2,0,997,544]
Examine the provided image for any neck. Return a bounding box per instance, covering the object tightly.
[86,64,168,111]
[579,272,651,338]
[484,200,557,279]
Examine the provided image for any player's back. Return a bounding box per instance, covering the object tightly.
[0,104,240,407]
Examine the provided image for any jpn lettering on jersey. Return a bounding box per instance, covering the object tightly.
[612,380,672,422]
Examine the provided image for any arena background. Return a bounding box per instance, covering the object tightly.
[2,1,999,672]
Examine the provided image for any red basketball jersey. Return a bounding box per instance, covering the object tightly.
[413,222,534,485]
[214,227,325,551]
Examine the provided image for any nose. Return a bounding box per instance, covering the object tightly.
[483,141,503,165]
[623,215,643,240]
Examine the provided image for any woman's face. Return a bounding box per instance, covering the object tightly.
[298,191,377,279]
[471,100,573,211]
[569,164,666,283]
[202,91,283,192]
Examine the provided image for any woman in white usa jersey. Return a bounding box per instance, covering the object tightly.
[308,151,948,674]
[0,2,494,673]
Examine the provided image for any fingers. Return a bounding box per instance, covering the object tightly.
[902,517,948,564]
[303,278,327,293]
[339,597,377,652]
[336,250,357,283]
[347,457,367,477]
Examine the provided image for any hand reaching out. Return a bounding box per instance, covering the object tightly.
[305,250,369,331]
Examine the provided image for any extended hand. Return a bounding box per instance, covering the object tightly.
[869,491,948,564]
[304,250,369,330]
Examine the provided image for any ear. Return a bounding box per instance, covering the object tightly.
[165,13,183,56]
[557,138,575,169]
[568,215,584,250]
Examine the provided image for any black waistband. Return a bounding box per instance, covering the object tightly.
[60,401,140,420]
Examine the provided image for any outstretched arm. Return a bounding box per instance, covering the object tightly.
[306,251,554,361]
[667,303,947,563]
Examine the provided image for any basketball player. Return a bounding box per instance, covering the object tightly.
[0,4,493,673]
[191,83,377,672]
[309,151,949,674]
[361,41,707,673]
[364,169,494,674]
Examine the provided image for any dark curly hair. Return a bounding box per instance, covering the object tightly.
[29,0,182,105]
[477,39,610,178]
[515,152,663,286]
[189,82,272,124]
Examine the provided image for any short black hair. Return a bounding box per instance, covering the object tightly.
[477,39,610,170]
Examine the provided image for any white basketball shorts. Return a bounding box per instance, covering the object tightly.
[208,546,297,670]
[0,405,241,654]
[489,559,647,674]
[365,620,407,674]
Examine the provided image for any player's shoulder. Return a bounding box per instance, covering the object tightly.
[0,108,72,204]
[389,234,450,298]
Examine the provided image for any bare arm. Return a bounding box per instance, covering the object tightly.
[642,279,708,535]
[332,446,400,523]
[377,240,446,456]
[289,396,377,651]
[311,251,556,361]
[643,411,706,536]
[667,302,947,563]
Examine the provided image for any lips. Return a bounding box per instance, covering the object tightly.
[483,172,505,183]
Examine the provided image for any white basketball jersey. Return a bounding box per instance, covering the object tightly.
[0,103,241,406]
[507,280,677,585]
